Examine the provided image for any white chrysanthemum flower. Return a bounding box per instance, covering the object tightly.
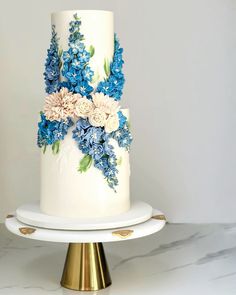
[88,108,107,127]
[92,92,120,115]
[104,113,119,133]
[44,87,81,121]
[74,97,94,118]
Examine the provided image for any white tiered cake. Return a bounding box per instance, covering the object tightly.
[38,10,132,218]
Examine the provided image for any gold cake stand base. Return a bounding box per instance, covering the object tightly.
[61,243,112,291]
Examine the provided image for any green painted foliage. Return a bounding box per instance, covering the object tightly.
[78,155,93,172]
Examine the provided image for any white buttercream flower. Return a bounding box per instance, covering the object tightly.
[74,97,94,118]
[44,87,81,121]
[92,92,119,115]
[88,108,107,127]
[104,113,119,133]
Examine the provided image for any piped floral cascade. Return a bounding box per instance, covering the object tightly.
[37,14,132,190]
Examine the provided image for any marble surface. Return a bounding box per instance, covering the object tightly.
[1,223,236,295]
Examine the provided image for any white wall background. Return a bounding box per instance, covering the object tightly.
[0,0,235,223]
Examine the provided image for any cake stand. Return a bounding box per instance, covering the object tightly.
[5,208,166,292]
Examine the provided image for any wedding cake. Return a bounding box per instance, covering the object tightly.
[37,10,132,218]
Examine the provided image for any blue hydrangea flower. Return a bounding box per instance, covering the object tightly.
[44,25,60,94]
[37,113,73,148]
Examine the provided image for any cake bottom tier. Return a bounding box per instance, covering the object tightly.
[40,130,130,219]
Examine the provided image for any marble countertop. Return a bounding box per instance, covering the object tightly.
[0,223,236,295]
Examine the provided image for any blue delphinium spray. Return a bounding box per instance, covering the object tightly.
[37,113,73,154]
[44,25,61,94]
[61,14,94,96]
[72,118,119,190]
[96,35,125,100]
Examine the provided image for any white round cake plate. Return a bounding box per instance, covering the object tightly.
[5,208,166,291]
[6,209,166,243]
[16,200,153,231]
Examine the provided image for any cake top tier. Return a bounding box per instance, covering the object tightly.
[51,10,114,92]
[38,11,132,190]
[52,10,113,16]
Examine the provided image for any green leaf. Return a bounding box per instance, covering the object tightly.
[78,155,93,173]
[73,14,80,21]
[89,45,95,57]
[117,157,122,166]
[58,48,63,69]
[104,58,110,77]
[43,145,47,154]
[127,120,131,129]
[58,48,63,58]
[52,141,60,155]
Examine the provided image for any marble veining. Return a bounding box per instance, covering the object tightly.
[211,271,236,281]
[1,223,236,295]
[112,232,207,270]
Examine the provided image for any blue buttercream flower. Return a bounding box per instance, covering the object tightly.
[37,113,73,148]
[76,118,91,130]
[45,67,60,81]
[108,155,117,166]
[103,142,114,157]
[70,40,84,54]
[82,66,94,82]
[96,81,110,95]
[65,68,82,84]
[78,140,90,154]
[63,51,73,63]
[89,143,104,160]
[118,111,127,129]
[111,122,132,150]
[75,81,93,96]
[71,59,84,70]
[84,127,104,144]
[111,61,123,78]
[44,25,60,94]
[79,50,90,63]
[104,167,118,179]
[94,157,109,170]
